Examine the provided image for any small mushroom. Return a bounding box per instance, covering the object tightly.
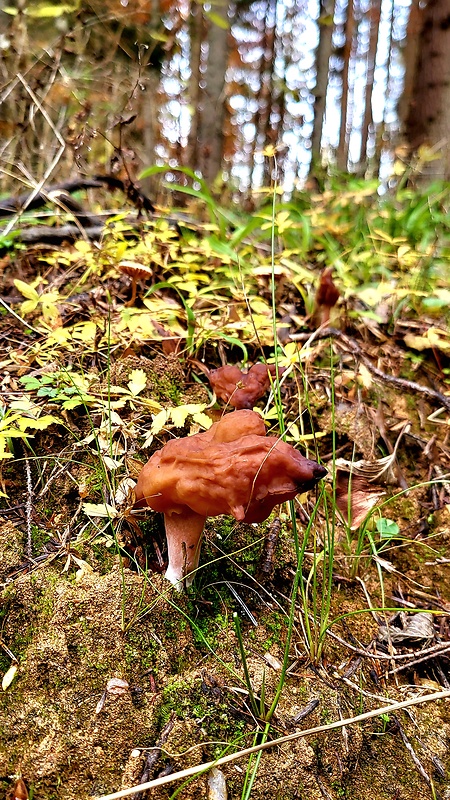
[208,362,284,409]
[134,409,326,587]
[118,261,153,307]
[312,267,340,326]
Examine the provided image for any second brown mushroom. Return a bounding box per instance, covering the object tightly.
[118,261,153,307]
[134,409,326,587]
[207,362,284,409]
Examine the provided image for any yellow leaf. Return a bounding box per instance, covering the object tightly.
[358,364,373,389]
[0,438,14,459]
[17,415,59,432]
[404,328,450,352]
[14,279,40,301]
[83,503,118,519]
[74,240,93,254]
[127,369,147,396]
[20,299,39,315]
[150,409,170,435]
[427,327,450,351]
[72,321,97,342]
[46,326,72,345]
[170,403,207,428]
[192,411,213,429]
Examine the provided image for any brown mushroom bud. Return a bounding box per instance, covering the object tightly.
[208,363,284,409]
[134,409,326,587]
[118,261,153,307]
[313,267,340,326]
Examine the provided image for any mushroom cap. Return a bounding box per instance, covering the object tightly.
[134,410,326,523]
[118,261,153,280]
[208,363,283,409]
[315,268,339,309]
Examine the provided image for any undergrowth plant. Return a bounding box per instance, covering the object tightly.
[2,164,449,800]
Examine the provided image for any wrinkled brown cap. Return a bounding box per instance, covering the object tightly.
[208,363,284,409]
[135,417,325,521]
[134,410,326,585]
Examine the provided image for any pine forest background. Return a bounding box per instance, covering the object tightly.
[1,0,450,197]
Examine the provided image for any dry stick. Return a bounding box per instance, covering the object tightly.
[24,452,33,559]
[392,715,435,793]
[94,689,450,800]
[0,298,43,335]
[388,644,450,676]
[290,327,450,413]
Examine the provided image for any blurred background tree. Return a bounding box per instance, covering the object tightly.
[0,0,449,196]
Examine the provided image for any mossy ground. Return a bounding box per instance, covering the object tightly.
[1,319,450,799]
[1,518,450,799]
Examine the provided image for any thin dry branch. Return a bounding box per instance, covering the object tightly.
[291,327,450,412]
[94,689,450,800]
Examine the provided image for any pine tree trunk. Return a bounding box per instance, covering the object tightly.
[186,2,204,169]
[359,0,381,169]
[337,0,355,171]
[403,0,450,179]
[311,0,336,165]
[198,4,230,184]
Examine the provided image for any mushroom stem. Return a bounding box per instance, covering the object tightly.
[125,278,138,307]
[164,509,207,589]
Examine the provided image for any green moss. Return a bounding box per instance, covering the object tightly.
[385,496,417,521]
[158,676,248,756]
[30,525,51,557]
[124,628,158,671]
[251,610,286,649]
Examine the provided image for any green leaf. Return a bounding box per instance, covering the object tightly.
[376,518,400,539]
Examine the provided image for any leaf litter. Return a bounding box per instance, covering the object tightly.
[0,185,450,799]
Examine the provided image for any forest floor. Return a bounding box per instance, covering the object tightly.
[1,187,450,800]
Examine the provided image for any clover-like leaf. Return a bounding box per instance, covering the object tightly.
[127,369,147,396]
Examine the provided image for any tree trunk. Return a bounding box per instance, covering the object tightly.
[198,4,230,184]
[403,0,450,180]
[359,0,381,169]
[336,0,355,171]
[311,0,336,165]
[250,0,277,188]
[186,2,204,169]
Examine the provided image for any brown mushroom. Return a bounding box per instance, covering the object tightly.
[208,362,284,409]
[134,409,326,587]
[118,261,153,307]
[312,267,340,326]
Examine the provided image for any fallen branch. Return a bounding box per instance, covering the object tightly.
[291,327,450,413]
[94,689,450,800]
[0,175,155,217]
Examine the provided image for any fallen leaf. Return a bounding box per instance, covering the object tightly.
[2,664,18,691]
[106,677,129,695]
[127,368,147,396]
[83,503,118,519]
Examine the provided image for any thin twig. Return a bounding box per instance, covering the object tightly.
[94,689,450,800]
[392,715,437,797]
[290,328,450,412]
[2,73,66,237]
[24,453,33,559]
[388,644,450,676]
